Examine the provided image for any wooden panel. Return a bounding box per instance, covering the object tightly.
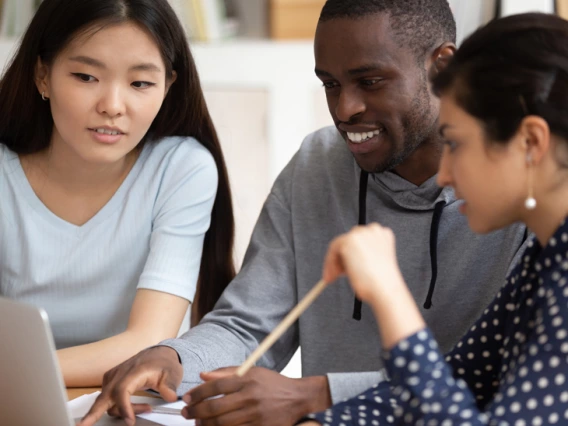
[270,0,326,39]
[203,89,270,268]
[558,0,568,19]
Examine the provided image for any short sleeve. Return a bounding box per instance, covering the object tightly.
[137,139,218,301]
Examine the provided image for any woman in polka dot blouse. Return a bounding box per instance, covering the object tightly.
[301,12,568,426]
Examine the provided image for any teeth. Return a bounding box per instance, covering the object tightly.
[347,129,381,143]
[94,128,120,135]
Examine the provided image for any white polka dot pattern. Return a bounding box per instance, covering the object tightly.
[306,223,568,425]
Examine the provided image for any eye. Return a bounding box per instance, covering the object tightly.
[132,81,156,89]
[361,78,382,87]
[322,81,339,90]
[72,73,97,82]
[444,140,458,152]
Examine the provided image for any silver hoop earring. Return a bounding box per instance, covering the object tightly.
[525,152,537,210]
[41,91,48,101]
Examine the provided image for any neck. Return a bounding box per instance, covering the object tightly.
[522,166,568,245]
[391,137,442,186]
[26,136,138,195]
[522,193,568,247]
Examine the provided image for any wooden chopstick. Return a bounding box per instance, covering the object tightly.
[235,279,328,377]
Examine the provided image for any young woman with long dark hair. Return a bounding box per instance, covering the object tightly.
[0,0,235,387]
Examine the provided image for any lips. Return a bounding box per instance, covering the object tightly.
[89,128,124,145]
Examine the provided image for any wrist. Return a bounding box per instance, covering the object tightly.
[294,376,332,417]
[152,345,182,364]
[367,271,406,311]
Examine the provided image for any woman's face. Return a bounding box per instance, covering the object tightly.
[436,94,528,234]
[36,21,174,165]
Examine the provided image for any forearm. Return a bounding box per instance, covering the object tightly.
[58,330,172,387]
[370,273,426,350]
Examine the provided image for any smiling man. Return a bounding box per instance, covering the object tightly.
[80,1,527,426]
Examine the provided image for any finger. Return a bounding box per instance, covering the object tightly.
[108,403,152,417]
[322,236,347,283]
[185,390,247,420]
[156,372,179,402]
[200,368,237,381]
[108,370,159,424]
[185,376,243,406]
[78,392,116,426]
[204,366,238,375]
[192,405,256,426]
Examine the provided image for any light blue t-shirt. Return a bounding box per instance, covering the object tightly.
[0,137,218,349]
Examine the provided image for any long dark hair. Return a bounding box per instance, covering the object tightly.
[432,12,568,145]
[0,0,235,322]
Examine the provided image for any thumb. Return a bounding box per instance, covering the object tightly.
[200,367,237,381]
[322,239,346,284]
[156,374,179,402]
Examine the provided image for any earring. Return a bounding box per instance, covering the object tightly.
[525,152,537,210]
[41,91,48,101]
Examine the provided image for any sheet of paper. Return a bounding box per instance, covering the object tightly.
[68,391,194,425]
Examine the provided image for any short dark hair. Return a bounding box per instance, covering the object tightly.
[432,13,568,146]
[319,0,456,59]
[0,0,235,322]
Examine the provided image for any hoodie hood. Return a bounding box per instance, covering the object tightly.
[370,165,459,211]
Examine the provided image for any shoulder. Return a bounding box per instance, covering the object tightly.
[0,143,13,168]
[295,126,350,164]
[143,136,216,172]
[140,136,217,187]
[269,126,353,199]
[278,126,353,182]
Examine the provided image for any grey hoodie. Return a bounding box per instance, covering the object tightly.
[162,126,526,403]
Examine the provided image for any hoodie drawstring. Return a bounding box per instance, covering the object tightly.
[352,170,369,321]
[352,172,447,319]
[423,200,446,309]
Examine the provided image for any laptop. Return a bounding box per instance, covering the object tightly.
[0,296,160,425]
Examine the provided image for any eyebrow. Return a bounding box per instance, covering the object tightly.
[68,55,162,72]
[315,63,385,79]
[347,64,384,76]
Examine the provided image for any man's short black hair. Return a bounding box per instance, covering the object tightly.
[319,0,456,60]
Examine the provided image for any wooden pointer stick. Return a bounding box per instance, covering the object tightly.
[235,279,327,377]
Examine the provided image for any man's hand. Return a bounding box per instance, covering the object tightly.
[78,346,183,426]
[182,367,332,426]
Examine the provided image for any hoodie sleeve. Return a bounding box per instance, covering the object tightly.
[160,157,300,395]
[326,371,387,403]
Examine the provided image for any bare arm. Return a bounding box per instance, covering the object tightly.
[58,289,189,387]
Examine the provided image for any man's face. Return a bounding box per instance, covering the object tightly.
[314,14,440,173]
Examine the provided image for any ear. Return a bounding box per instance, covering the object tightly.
[515,115,550,165]
[34,57,50,98]
[427,42,456,80]
[164,70,177,99]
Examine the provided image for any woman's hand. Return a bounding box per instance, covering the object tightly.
[323,223,404,304]
[323,223,425,349]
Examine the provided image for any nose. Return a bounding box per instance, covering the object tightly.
[97,84,125,118]
[436,146,453,188]
[335,87,365,123]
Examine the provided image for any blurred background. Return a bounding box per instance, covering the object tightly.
[0,0,566,378]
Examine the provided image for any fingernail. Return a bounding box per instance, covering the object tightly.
[182,394,191,404]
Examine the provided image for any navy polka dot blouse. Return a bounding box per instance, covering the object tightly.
[306,220,568,425]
